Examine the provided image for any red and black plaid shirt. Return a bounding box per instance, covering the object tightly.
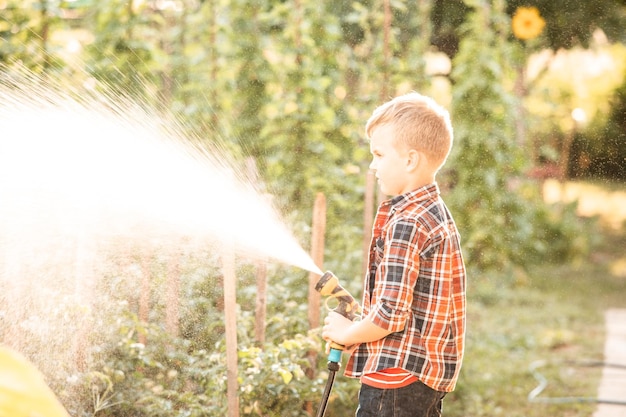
[345,183,467,392]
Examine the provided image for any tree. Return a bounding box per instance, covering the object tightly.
[431,0,626,59]
[0,0,71,72]
[447,0,585,271]
[506,0,626,49]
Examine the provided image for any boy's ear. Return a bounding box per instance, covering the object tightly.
[406,149,421,172]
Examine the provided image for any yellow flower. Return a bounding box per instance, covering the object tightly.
[512,6,546,40]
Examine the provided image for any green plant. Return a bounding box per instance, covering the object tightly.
[447,0,590,273]
[83,312,357,417]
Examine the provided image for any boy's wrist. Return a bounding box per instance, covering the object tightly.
[342,323,359,346]
[344,317,393,346]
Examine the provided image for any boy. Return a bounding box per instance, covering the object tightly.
[322,92,466,417]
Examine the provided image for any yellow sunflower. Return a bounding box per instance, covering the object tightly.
[512,6,546,40]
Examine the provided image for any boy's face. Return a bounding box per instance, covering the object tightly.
[369,123,411,196]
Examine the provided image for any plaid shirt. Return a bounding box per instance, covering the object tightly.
[345,183,466,392]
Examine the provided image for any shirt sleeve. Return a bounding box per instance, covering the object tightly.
[369,217,423,333]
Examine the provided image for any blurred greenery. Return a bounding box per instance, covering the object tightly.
[571,75,626,180]
[1,0,625,415]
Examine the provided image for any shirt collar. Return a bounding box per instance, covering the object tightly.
[386,183,440,211]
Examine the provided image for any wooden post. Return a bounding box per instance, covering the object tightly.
[138,252,151,346]
[207,0,219,127]
[245,157,268,346]
[305,192,327,414]
[165,252,181,339]
[559,126,576,182]
[254,260,268,344]
[308,192,327,330]
[73,235,95,372]
[372,0,392,273]
[381,0,392,101]
[362,170,376,278]
[222,247,239,417]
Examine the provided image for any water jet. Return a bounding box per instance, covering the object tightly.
[0,66,322,413]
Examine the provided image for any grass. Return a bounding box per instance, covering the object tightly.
[445,181,626,417]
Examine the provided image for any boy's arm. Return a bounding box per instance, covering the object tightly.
[322,311,396,346]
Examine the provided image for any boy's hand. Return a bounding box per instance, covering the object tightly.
[322,311,354,346]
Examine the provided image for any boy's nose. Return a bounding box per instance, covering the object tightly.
[369,160,377,170]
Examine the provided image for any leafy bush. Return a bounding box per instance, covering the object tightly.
[72,309,358,416]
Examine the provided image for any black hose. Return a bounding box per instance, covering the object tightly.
[316,361,341,417]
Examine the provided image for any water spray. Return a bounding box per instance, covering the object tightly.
[314,271,361,417]
[0,65,322,412]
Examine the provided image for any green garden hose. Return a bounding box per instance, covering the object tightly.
[528,360,626,406]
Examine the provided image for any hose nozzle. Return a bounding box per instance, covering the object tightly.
[315,271,361,359]
[315,271,361,322]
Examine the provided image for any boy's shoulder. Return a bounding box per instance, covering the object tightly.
[390,191,451,231]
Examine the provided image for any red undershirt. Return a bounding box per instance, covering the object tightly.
[360,367,419,389]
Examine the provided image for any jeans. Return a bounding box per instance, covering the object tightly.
[356,381,446,417]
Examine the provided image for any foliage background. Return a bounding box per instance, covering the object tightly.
[1,0,625,416]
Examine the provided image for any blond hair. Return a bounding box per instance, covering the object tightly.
[365,92,453,170]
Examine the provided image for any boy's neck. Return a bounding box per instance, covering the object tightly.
[408,171,436,192]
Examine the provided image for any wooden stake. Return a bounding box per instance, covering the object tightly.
[308,192,326,330]
[254,260,268,344]
[73,235,95,372]
[362,170,376,278]
[381,0,392,101]
[165,252,181,339]
[245,157,268,346]
[222,247,240,417]
[138,252,151,346]
[306,192,327,414]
